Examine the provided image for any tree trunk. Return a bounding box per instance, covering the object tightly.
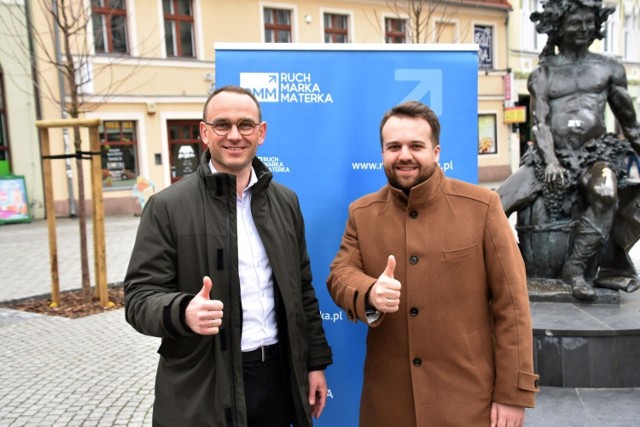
[72,125,91,303]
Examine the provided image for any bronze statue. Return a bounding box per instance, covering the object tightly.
[497,0,640,300]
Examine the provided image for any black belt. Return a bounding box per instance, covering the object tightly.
[242,343,279,363]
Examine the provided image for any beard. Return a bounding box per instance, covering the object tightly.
[385,162,437,193]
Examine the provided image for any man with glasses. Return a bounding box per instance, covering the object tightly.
[125,85,332,426]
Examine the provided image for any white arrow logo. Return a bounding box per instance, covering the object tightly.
[395,69,443,115]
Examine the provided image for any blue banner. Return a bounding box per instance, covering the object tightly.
[215,43,478,426]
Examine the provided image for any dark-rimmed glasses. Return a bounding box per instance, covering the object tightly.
[203,119,260,136]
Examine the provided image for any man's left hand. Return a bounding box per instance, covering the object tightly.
[308,370,328,419]
[490,402,525,427]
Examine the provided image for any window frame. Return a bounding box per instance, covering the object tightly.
[323,12,350,43]
[384,17,407,43]
[623,5,640,61]
[474,24,494,70]
[263,7,293,43]
[163,0,196,58]
[602,2,619,54]
[522,0,548,52]
[99,120,140,189]
[478,113,498,155]
[91,0,129,54]
[167,119,201,183]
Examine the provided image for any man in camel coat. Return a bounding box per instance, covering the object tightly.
[327,101,539,426]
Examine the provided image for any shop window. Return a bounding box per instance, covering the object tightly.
[168,120,201,183]
[478,114,497,155]
[474,25,494,70]
[99,120,139,189]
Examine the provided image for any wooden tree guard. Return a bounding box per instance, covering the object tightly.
[36,118,110,307]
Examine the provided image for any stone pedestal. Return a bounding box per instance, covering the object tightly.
[531,290,640,387]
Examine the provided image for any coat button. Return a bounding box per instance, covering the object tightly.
[409,307,419,316]
[409,256,418,265]
[409,211,418,219]
[413,358,422,367]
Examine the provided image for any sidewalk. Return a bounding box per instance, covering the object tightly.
[1,214,639,426]
[0,215,139,302]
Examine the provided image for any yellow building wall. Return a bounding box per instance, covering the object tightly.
[0,0,44,218]
[21,0,513,217]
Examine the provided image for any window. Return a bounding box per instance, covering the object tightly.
[624,5,640,61]
[474,25,494,69]
[385,17,406,43]
[0,70,9,171]
[324,13,349,43]
[264,8,292,43]
[522,0,548,52]
[99,121,138,188]
[163,0,195,58]
[478,114,497,155]
[168,120,201,183]
[91,0,129,54]
[602,3,618,54]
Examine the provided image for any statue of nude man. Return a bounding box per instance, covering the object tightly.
[497,0,640,300]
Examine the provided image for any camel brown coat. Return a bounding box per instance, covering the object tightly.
[327,167,538,426]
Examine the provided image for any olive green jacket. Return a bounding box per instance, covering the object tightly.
[125,152,332,426]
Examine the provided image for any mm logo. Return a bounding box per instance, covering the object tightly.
[240,73,279,102]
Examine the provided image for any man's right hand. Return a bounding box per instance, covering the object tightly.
[369,255,401,313]
[185,276,224,335]
[544,163,567,189]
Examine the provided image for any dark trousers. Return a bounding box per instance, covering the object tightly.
[242,353,293,427]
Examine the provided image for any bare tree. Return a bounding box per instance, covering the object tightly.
[369,0,469,43]
[0,0,152,303]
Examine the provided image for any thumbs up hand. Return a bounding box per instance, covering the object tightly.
[369,255,401,313]
[185,276,224,335]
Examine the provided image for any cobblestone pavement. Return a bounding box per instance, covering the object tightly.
[0,215,159,427]
[0,310,158,427]
[1,214,639,426]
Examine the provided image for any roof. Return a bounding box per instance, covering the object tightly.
[459,0,513,10]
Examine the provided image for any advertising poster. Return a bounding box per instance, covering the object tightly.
[478,114,498,154]
[215,43,478,425]
[0,175,31,224]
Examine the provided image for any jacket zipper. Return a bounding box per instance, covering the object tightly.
[224,180,238,426]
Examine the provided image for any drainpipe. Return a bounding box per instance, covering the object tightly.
[52,0,77,217]
[25,0,47,217]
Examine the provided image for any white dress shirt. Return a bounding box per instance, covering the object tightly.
[209,161,278,352]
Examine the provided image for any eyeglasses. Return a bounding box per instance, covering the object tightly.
[204,119,260,136]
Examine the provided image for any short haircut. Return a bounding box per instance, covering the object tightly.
[379,101,441,147]
[202,85,263,122]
